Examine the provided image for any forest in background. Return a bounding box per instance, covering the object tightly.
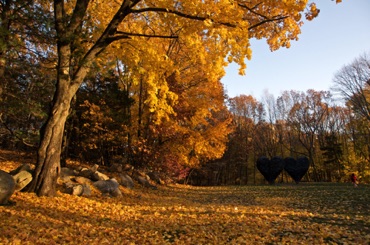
[1,0,369,188]
[2,46,370,185]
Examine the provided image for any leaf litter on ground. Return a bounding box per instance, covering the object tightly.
[0,153,369,244]
[1,183,369,244]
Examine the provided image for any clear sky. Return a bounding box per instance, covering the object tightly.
[221,0,370,99]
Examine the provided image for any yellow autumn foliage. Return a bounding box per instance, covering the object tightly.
[73,0,326,118]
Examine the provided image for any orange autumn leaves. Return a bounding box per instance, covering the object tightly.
[1,183,369,244]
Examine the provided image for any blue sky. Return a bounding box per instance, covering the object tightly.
[222,0,370,99]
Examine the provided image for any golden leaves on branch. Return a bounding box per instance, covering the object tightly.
[60,0,342,172]
[91,0,324,76]
[305,3,320,21]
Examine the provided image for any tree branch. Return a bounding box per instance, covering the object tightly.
[132,6,288,31]
[68,0,90,32]
[237,2,288,30]
[70,0,142,85]
[131,7,236,28]
[247,16,288,30]
[115,31,178,39]
[238,2,269,20]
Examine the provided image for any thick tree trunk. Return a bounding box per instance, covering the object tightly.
[26,0,137,196]
[27,84,76,196]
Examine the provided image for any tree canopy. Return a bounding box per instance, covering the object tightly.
[0,0,344,196]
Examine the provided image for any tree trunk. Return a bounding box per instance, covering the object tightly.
[25,0,136,196]
[27,83,77,196]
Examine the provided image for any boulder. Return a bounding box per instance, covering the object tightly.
[9,164,32,176]
[72,184,84,196]
[137,176,150,187]
[91,164,99,173]
[60,167,78,178]
[148,172,161,184]
[73,176,93,185]
[13,170,33,191]
[65,183,91,197]
[59,175,75,186]
[79,168,95,179]
[0,170,16,205]
[81,184,92,196]
[110,188,122,197]
[91,171,110,181]
[137,176,157,190]
[120,173,134,189]
[93,178,120,196]
[64,182,91,197]
[109,163,123,173]
[79,165,110,181]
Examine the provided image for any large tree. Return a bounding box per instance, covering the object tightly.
[26,0,335,196]
[333,52,370,121]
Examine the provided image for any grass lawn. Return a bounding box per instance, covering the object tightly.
[1,181,369,244]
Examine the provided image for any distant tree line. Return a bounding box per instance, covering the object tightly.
[0,1,366,190]
[2,48,369,184]
[188,53,370,185]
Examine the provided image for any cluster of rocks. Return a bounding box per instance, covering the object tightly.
[0,164,33,205]
[0,162,162,205]
[256,156,309,184]
[59,164,160,197]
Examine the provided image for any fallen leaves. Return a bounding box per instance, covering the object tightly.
[0,183,369,244]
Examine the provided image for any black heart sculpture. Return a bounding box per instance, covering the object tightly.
[284,156,309,183]
[256,156,285,184]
